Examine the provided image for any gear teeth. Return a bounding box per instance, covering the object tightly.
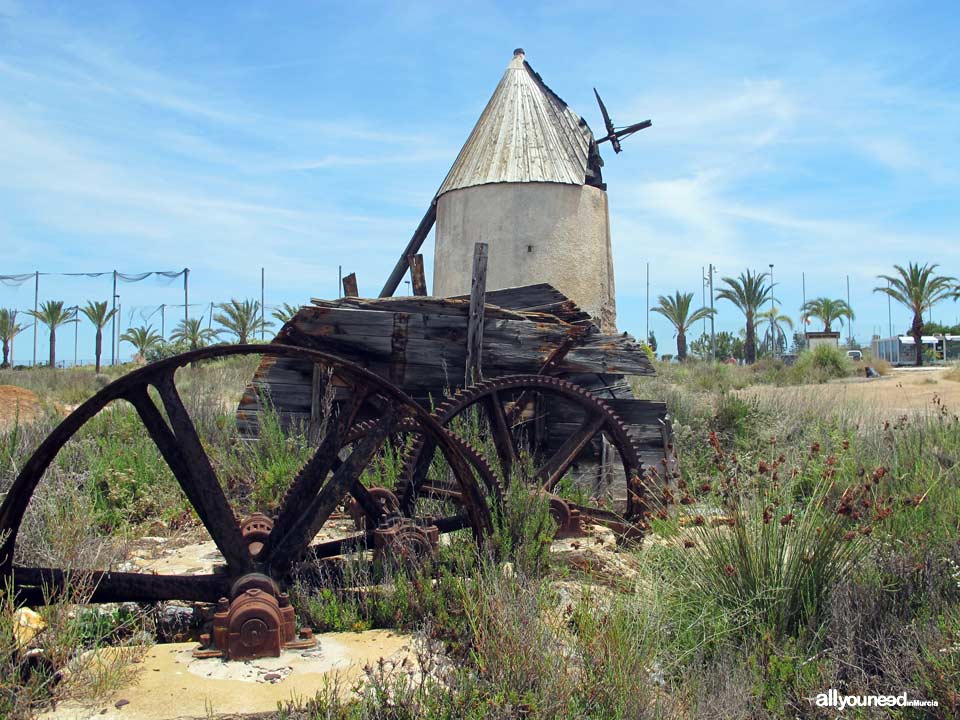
[399,374,651,532]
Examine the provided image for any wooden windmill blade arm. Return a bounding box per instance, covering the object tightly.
[594,87,617,136]
[379,202,437,298]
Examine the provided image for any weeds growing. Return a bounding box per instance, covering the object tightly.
[1,356,958,718]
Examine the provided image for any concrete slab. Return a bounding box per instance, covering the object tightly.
[43,630,413,720]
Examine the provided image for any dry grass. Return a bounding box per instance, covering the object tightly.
[3,355,959,719]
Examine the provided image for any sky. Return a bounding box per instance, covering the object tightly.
[1,0,958,364]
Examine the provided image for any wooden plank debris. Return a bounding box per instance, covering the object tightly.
[342,273,359,298]
[407,254,427,296]
[238,283,672,506]
[465,242,488,385]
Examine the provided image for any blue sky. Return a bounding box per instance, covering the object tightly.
[1,0,958,364]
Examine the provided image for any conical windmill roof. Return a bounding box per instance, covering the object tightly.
[437,50,604,197]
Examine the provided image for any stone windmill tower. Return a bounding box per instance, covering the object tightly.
[433,50,621,331]
[380,49,649,333]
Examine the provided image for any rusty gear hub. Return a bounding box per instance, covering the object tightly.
[200,573,315,661]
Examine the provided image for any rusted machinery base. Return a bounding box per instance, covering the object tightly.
[194,573,316,661]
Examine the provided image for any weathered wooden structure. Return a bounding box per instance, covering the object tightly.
[238,283,675,506]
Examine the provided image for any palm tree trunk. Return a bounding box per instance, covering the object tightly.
[95,328,103,373]
[677,331,687,361]
[911,312,924,367]
[2,340,9,368]
[49,327,56,368]
[745,312,756,364]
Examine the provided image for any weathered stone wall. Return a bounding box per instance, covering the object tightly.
[433,182,617,331]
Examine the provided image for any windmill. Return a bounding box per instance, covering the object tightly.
[593,88,651,154]
[380,53,654,299]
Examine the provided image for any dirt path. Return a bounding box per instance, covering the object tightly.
[742,367,960,417]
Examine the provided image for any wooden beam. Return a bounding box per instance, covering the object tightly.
[308,363,327,444]
[407,254,427,296]
[465,242,488,385]
[342,273,358,298]
[379,203,437,298]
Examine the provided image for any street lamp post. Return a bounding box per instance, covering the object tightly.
[709,264,716,361]
[113,294,121,364]
[768,263,775,355]
[70,305,79,367]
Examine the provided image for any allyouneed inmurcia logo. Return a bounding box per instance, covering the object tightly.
[809,689,938,710]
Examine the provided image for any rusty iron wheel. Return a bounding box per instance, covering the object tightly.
[398,375,651,533]
[341,417,501,543]
[0,344,494,606]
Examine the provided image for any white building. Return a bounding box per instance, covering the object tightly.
[872,335,960,364]
[432,50,618,331]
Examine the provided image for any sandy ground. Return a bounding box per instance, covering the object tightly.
[42,632,414,720]
[0,384,43,429]
[741,366,960,418]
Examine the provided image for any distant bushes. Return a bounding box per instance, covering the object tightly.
[792,344,852,383]
[653,346,855,388]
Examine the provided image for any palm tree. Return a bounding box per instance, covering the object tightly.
[800,297,854,333]
[170,317,218,352]
[715,270,773,364]
[271,303,299,325]
[79,300,118,373]
[0,309,25,368]
[651,291,714,361]
[27,300,75,367]
[214,299,271,344]
[874,263,957,367]
[756,308,794,354]
[120,325,163,359]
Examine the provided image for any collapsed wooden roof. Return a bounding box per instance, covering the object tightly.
[237,284,672,495]
[293,283,653,390]
[239,283,653,424]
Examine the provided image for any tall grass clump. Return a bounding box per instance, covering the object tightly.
[683,475,881,638]
[0,583,149,720]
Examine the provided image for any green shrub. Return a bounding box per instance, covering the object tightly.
[792,345,852,384]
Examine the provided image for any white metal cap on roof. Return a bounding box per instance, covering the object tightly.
[437,49,602,197]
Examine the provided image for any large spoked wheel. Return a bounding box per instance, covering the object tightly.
[0,344,494,606]
[399,375,650,533]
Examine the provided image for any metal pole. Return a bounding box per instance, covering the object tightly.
[701,266,707,339]
[111,270,117,366]
[769,263,775,354]
[801,271,807,349]
[73,308,78,367]
[887,279,893,338]
[161,304,165,340]
[645,262,650,343]
[32,271,38,366]
[261,267,265,341]
[117,302,122,362]
[184,268,189,328]
[338,265,342,299]
[208,302,213,330]
[709,264,716,361]
[846,275,852,345]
